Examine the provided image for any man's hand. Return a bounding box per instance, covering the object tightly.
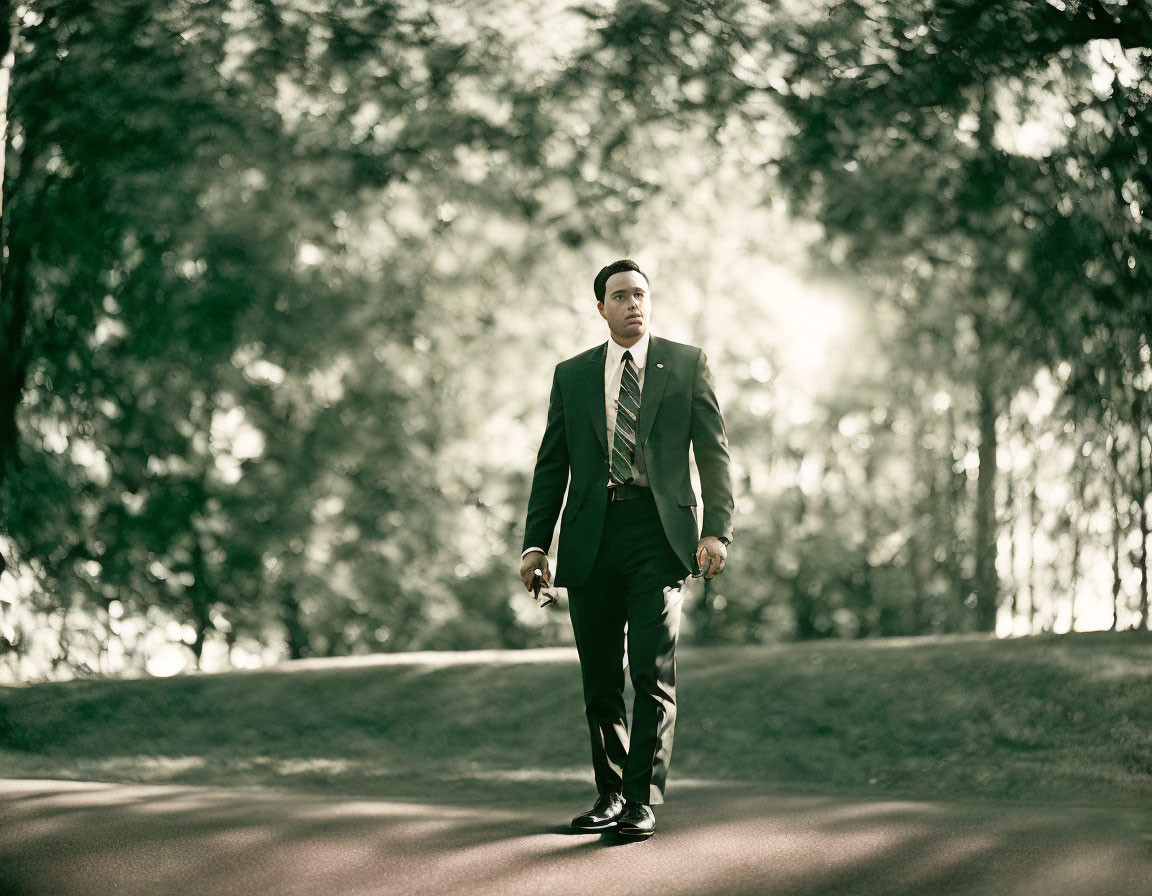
[696,536,727,579]
[520,550,552,593]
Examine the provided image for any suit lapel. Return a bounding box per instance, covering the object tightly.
[636,336,668,446]
[585,342,608,454]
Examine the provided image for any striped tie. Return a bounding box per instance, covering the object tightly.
[611,351,640,485]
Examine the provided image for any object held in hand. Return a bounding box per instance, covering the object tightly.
[693,545,709,578]
[533,568,557,607]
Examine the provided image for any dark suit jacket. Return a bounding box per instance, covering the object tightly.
[523,335,735,589]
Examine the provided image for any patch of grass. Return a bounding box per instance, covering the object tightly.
[673,631,1152,806]
[1,631,1151,807]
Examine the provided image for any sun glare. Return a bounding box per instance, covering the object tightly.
[753,263,863,396]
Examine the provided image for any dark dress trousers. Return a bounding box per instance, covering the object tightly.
[523,335,734,804]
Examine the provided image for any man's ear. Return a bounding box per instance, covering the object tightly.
[597,301,606,321]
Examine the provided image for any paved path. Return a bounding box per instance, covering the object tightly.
[2,778,1151,896]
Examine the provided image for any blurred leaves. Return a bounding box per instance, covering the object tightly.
[1,0,1150,678]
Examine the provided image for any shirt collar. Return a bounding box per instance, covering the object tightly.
[606,331,650,370]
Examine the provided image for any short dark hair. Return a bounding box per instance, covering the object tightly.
[594,259,649,303]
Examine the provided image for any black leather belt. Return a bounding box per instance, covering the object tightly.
[607,482,650,502]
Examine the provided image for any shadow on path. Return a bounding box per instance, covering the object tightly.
[2,778,1151,896]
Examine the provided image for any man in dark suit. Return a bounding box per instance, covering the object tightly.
[519,259,734,839]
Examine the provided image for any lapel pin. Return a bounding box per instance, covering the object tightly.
[656,363,664,369]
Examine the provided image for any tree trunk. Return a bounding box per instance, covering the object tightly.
[943,403,968,628]
[1135,400,1149,629]
[973,317,999,632]
[0,9,14,263]
[1110,433,1123,631]
[1028,467,1039,634]
[858,448,878,636]
[1068,438,1088,632]
[1005,447,1018,632]
[0,166,50,514]
[908,414,929,634]
[189,535,213,668]
[0,12,17,572]
[907,533,926,634]
[281,584,310,659]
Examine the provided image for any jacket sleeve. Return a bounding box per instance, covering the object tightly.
[522,366,571,555]
[690,349,735,544]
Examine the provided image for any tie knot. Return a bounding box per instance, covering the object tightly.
[622,350,633,364]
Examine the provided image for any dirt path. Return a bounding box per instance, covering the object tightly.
[2,778,1150,896]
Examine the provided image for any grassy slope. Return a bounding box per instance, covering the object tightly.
[1,631,1151,808]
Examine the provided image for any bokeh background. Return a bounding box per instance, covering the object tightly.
[0,0,1149,681]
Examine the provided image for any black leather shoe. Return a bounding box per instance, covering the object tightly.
[615,801,655,839]
[571,792,625,831]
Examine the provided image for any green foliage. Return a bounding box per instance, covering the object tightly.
[1,0,1150,677]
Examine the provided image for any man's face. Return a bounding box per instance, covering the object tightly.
[597,270,651,347]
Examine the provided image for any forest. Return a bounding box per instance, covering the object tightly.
[0,0,1149,680]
